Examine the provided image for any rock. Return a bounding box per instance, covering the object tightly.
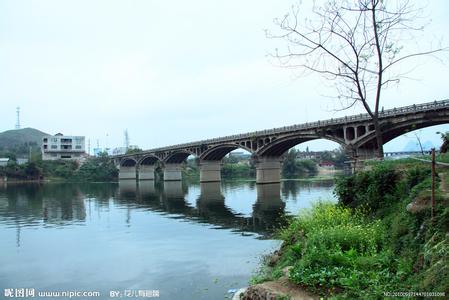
[268,250,281,267]
[406,193,432,214]
[238,278,318,300]
[240,284,288,300]
[282,266,292,276]
[232,288,247,300]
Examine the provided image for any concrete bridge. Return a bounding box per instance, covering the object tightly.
[112,99,449,184]
[384,150,439,157]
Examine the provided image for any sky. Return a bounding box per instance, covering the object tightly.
[1,0,448,153]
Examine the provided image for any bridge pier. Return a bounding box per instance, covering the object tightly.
[138,180,156,197]
[119,166,137,180]
[138,165,155,180]
[199,160,221,182]
[256,157,282,184]
[164,180,184,198]
[163,163,183,181]
[347,147,378,171]
[197,182,225,211]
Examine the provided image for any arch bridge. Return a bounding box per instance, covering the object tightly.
[113,99,449,184]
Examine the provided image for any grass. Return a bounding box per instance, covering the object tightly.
[252,159,449,298]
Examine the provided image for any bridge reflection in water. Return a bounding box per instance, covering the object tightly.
[118,179,299,236]
[0,180,334,248]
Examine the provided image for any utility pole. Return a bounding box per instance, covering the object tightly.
[15,107,21,129]
[431,148,436,222]
[124,129,130,150]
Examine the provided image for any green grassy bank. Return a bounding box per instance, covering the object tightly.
[252,157,449,298]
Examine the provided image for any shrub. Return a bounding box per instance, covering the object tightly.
[284,203,392,297]
[334,164,398,211]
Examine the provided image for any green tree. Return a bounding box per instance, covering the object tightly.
[282,149,318,178]
[438,131,449,153]
[24,162,41,179]
[75,153,118,182]
[126,147,143,154]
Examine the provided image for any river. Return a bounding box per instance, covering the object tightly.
[0,179,336,299]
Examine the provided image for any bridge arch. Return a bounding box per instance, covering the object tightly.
[164,150,197,164]
[138,155,161,166]
[121,158,137,167]
[256,134,346,157]
[354,116,449,149]
[200,143,254,161]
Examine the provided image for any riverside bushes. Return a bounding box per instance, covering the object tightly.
[254,159,449,298]
[280,203,393,298]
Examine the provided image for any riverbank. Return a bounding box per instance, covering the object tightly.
[0,154,119,183]
[241,157,449,299]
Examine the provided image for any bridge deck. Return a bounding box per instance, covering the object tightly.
[115,99,449,158]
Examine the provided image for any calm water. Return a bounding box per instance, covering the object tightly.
[0,179,335,300]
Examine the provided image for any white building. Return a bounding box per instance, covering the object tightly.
[0,158,9,167]
[17,158,29,165]
[42,133,86,161]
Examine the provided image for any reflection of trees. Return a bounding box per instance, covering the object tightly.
[0,182,121,229]
[78,183,117,203]
[0,179,334,243]
[0,183,95,247]
[281,180,334,199]
[1,184,45,246]
[282,181,300,199]
[0,183,89,226]
[43,190,86,224]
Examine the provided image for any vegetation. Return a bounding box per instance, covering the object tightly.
[0,161,42,180]
[438,131,449,153]
[36,160,78,180]
[126,147,143,154]
[222,163,255,178]
[72,153,118,182]
[0,153,118,182]
[182,158,200,180]
[253,157,449,298]
[282,149,317,178]
[182,157,256,180]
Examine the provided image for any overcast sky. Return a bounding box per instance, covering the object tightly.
[1,0,448,153]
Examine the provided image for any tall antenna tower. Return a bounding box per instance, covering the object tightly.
[15,107,21,129]
[124,129,130,150]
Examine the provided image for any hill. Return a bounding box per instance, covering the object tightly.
[0,127,49,152]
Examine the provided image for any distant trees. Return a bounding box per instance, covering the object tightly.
[322,146,349,169]
[126,147,143,155]
[0,152,119,182]
[221,163,255,178]
[0,161,42,180]
[36,160,78,179]
[74,153,118,182]
[282,149,318,178]
[439,132,449,153]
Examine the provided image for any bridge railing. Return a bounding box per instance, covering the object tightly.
[119,99,449,156]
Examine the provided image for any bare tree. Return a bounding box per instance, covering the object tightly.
[269,0,447,158]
